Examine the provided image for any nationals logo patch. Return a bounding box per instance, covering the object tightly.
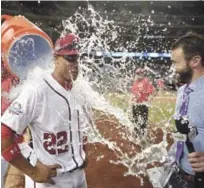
[9,102,23,115]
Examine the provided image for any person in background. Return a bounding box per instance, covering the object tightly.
[130,68,155,135]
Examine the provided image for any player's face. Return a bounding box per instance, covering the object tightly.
[57,55,79,82]
[171,48,193,84]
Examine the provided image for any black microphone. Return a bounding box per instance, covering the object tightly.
[175,117,204,187]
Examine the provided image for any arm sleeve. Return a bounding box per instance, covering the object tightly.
[131,82,141,96]
[1,86,39,135]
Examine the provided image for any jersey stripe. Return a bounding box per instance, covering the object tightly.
[43,79,79,168]
[77,110,84,162]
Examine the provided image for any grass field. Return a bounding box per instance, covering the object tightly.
[149,90,176,125]
[104,90,176,128]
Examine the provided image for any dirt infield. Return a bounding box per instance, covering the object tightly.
[85,114,173,188]
[86,143,152,188]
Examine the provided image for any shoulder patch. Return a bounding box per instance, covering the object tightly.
[8,102,23,115]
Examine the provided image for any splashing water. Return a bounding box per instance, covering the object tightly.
[5,4,176,186]
[60,4,174,184]
[61,4,160,94]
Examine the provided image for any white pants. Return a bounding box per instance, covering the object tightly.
[25,169,87,188]
[1,157,9,188]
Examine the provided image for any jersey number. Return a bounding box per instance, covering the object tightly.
[43,131,68,155]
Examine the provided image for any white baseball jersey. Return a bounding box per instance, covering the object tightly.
[1,73,86,174]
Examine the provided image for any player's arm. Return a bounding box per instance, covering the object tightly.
[1,86,61,184]
[1,123,61,184]
[1,123,36,178]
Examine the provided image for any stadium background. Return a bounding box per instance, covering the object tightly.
[2,1,204,188]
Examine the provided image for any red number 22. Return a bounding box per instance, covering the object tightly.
[43,131,68,155]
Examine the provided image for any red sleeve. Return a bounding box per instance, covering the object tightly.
[145,78,155,95]
[131,81,141,96]
[1,123,15,139]
[1,96,12,115]
[1,123,24,143]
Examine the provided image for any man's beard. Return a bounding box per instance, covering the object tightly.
[176,66,193,85]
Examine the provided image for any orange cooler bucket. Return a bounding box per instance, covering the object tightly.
[1,15,53,79]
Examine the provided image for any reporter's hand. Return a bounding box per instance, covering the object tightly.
[188,152,204,173]
[31,160,61,185]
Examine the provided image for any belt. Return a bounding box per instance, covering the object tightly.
[68,160,87,173]
[58,160,87,176]
[178,169,194,182]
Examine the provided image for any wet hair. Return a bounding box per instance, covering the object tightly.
[171,32,204,66]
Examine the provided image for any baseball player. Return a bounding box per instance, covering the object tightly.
[130,68,155,135]
[1,33,88,188]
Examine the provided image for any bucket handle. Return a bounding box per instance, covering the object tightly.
[1,15,15,38]
[1,15,13,22]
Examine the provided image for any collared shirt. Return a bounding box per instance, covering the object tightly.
[174,75,204,175]
[51,74,72,91]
